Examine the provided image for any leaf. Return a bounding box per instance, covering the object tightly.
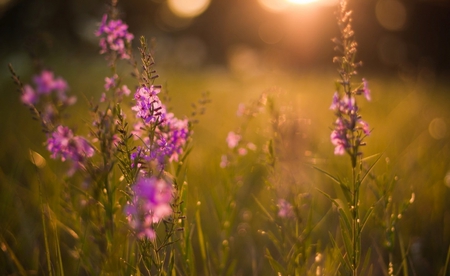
[314,166,351,203]
[168,249,176,276]
[338,207,352,234]
[316,188,340,208]
[195,209,209,275]
[265,248,287,275]
[339,216,353,267]
[313,166,341,185]
[252,194,275,222]
[360,153,383,184]
[360,247,372,276]
[329,232,351,271]
[360,206,374,233]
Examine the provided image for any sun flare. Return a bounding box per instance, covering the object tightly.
[287,0,318,4]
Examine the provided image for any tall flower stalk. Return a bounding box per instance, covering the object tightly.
[321,0,376,275]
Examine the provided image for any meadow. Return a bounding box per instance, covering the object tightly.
[1,1,450,275]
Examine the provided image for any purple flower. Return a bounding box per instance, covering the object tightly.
[125,176,173,239]
[96,14,134,60]
[362,78,371,101]
[47,125,94,174]
[220,154,229,168]
[159,113,189,162]
[359,120,370,136]
[117,85,131,98]
[25,70,76,106]
[277,199,294,218]
[33,70,68,95]
[330,92,340,110]
[236,103,246,117]
[331,129,347,155]
[132,86,165,125]
[21,85,37,106]
[104,75,118,90]
[226,131,241,149]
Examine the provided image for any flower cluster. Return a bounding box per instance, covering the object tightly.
[330,89,370,155]
[132,86,165,125]
[125,176,173,239]
[226,131,241,149]
[96,14,134,60]
[277,199,294,219]
[131,85,190,168]
[330,0,371,162]
[100,74,131,102]
[158,113,190,162]
[21,70,76,107]
[47,125,94,175]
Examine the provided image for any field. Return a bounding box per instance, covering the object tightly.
[1,3,450,272]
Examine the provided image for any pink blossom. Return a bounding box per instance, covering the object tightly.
[226,131,241,149]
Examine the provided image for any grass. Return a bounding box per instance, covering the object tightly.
[1,49,450,274]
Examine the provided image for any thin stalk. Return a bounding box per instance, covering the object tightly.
[33,152,53,276]
[352,166,358,276]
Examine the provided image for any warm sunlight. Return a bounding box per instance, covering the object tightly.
[258,0,336,13]
[287,0,318,4]
[167,0,210,18]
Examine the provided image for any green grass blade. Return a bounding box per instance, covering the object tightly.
[265,248,286,275]
[329,232,350,271]
[360,206,374,233]
[398,233,409,276]
[360,247,372,276]
[360,153,383,184]
[195,208,208,275]
[0,235,27,276]
[252,194,275,222]
[313,166,341,185]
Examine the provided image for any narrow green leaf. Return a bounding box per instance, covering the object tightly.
[339,217,353,267]
[360,206,374,233]
[360,153,383,184]
[338,207,352,234]
[398,234,409,276]
[195,209,208,275]
[252,194,275,222]
[265,248,287,275]
[313,166,341,185]
[361,153,382,162]
[329,232,351,271]
[168,249,175,276]
[0,235,27,276]
[265,230,283,255]
[360,247,372,276]
[316,188,340,208]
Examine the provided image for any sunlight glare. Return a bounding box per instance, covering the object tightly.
[258,0,336,12]
[167,0,210,18]
[287,0,318,4]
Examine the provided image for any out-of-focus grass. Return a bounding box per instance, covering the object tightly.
[1,51,450,274]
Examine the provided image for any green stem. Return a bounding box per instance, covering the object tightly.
[352,166,359,276]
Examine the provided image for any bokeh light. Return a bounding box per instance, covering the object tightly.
[429,117,447,140]
[156,3,193,31]
[258,0,337,12]
[258,21,285,44]
[258,0,290,13]
[227,44,262,77]
[445,171,450,188]
[167,0,210,18]
[287,0,317,4]
[376,0,407,31]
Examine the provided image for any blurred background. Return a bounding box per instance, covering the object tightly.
[1,0,450,76]
[1,0,450,274]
